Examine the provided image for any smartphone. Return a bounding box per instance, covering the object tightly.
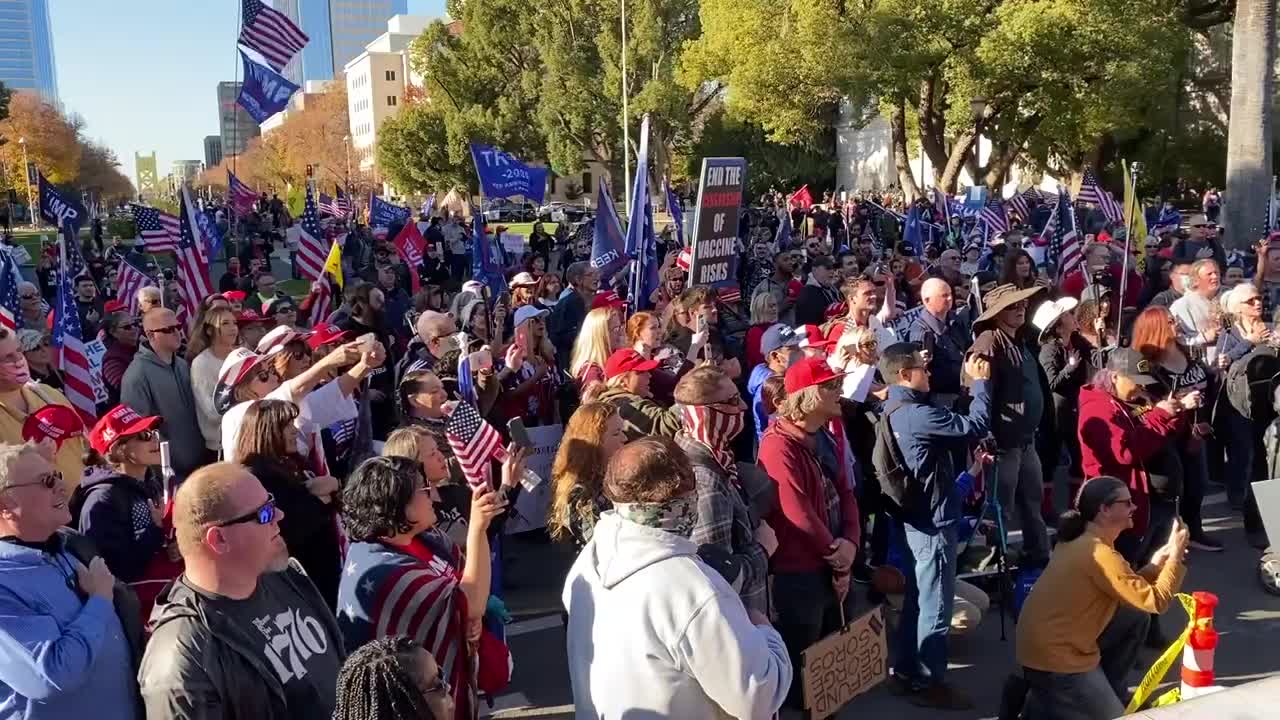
[696,314,708,334]
[507,417,532,448]
[468,348,493,371]
[357,332,377,351]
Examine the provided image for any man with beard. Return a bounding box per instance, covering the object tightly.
[139,463,345,719]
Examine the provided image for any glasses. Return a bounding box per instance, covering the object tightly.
[1109,498,1135,508]
[1244,297,1262,305]
[149,324,183,335]
[126,430,158,443]
[5,471,61,492]
[216,494,276,526]
[253,369,280,383]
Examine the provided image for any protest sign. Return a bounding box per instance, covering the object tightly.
[504,423,562,534]
[237,50,299,124]
[687,158,746,293]
[802,606,888,719]
[501,233,526,257]
[83,339,107,404]
[470,143,548,205]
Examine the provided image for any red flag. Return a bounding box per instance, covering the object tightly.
[393,221,426,294]
[790,185,814,209]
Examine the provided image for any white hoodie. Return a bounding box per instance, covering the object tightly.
[562,512,792,720]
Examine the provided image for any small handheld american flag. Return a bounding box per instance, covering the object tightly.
[445,401,509,489]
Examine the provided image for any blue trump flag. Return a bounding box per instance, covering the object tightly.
[470,208,507,302]
[625,115,659,311]
[663,176,684,248]
[37,172,87,234]
[369,194,411,227]
[236,49,299,124]
[469,143,547,205]
[902,204,925,257]
[591,181,627,283]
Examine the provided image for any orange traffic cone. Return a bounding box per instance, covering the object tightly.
[1179,592,1222,700]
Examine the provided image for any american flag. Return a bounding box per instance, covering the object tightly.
[53,229,96,424]
[337,187,353,218]
[0,247,22,330]
[980,196,1008,234]
[238,0,308,73]
[419,193,433,220]
[227,170,258,214]
[306,239,343,328]
[174,187,214,327]
[1007,187,1040,223]
[318,192,340,217]
[445,401,509,489]
[131,204,180,253]
[717,285,742,305]
[1077,168,1123,224]
[115,258,155,317]
[296,184,328,281]
[1052,189,1082,277]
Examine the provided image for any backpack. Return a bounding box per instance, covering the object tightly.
[871,401,926,518]
[1225,346,1280,423]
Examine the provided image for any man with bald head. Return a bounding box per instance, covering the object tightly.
[907,277,972,409]
[121,307,206,479]
[395,309,460,385]
[139,463,344,719]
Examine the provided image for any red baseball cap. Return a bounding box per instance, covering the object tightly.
[797,324,836,350]
[22,405,86,449]
[88,405,162,455]
[591,291,626,311]
[222,290,247,303]
[236,309,264,326]
[103,299,127,314]
[307,324,352,349]
[784,356,847,394]
[604,348,659,380]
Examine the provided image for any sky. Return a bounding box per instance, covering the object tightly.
[50,0,447,186]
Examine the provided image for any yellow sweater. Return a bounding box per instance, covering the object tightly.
[0,384,87,497]
[1016,529,1185,674]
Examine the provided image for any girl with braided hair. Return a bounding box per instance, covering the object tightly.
[332,635,451,720]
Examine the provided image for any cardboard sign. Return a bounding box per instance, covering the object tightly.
[801,606,888,718]
[504,423,562,534]
[83,339,107,404]
[501,233,526,256]
[687,157,746,293]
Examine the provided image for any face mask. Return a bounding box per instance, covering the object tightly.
[433,333,461,357]
[614,493,697,538]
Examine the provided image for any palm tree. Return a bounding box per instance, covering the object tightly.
[1223,0,1277,249]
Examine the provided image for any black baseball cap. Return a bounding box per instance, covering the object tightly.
[1108,348,1158,385]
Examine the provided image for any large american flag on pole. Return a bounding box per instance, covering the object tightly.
[1053,189,1082,277]
[131,204,180,253]
[1007,187,1040,223]
[980,196,1008,234]
[1076,168,1123,224]
[318,192,341,218]
[445,401,509,489]
[337,187,353,219]
[296,183,328,280]
[0,247,23,330]
[115,258,155,317]
[53,228,96,423]
[175,187,214,327]
[227,170,259,214]
[238,0,308,73]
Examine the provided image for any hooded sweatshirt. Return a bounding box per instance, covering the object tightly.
[562,512,791,720]
[0,534,138,720]
[120,345,204,479]
[747,363,777,445]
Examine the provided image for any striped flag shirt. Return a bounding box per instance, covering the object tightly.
[1077,168,1123,224]
[175,188,214,326]
[115,258,155,317]
[53,230,97,423]
[0,247,22,330]
[445,401,509,488]
[227,170,259,214]
[131,204,180,253]
[238,0,309,72]
[296,184,328,281]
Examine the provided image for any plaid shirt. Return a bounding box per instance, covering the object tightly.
[677,434,769,614]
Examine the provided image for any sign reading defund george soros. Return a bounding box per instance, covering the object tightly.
[688,157,746,290]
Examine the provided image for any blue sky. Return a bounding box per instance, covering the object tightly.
[50,0,447,186]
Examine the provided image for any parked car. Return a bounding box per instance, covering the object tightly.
[538,201,589,223]
[483,198,537,222]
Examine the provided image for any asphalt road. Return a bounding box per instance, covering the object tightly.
[486,490,1280,719]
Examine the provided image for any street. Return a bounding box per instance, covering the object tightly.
[487,490,1280,719]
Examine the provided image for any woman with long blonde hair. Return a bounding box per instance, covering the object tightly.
[569,307,620,389]
[548,403,628,546]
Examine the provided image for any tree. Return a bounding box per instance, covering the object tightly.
[687,107,835,197]
[1222,0,1276,249]
[0,92,82,190]
[78,141,135,204]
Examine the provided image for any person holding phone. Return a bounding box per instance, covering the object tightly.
[501,306,560,427]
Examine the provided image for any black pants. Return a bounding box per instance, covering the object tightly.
[773,570,852,709]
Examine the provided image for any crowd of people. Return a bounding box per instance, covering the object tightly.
[0,183,1272,720]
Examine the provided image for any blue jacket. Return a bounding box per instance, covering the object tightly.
[886,381,992,529]
[905,308,971,396]
[0,535,139,720]
[748,363,776,446]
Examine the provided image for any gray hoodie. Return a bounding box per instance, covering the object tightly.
[120,344,205,479]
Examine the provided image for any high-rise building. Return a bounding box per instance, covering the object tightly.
[204,135,223,169]
[344,15,431,172]
[135,153,159,200]
[0,0,59,103]
[292,0,407,83]
[217,82,261,157]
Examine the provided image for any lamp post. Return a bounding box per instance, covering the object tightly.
[343,134,351,197]
[18,137,34,228]
[969,96,988,187]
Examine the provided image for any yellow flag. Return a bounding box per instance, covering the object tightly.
[322,239,344,289]
[286,184,305,219]
[1123,160,1148,271]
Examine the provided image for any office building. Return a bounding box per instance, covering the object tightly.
[288,0,407,83]
[204,135,223,169]
[217,82,261,157]
[344,15,431,171]
[0,0,58,103]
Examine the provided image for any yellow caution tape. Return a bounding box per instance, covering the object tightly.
[1125,593,1197,714]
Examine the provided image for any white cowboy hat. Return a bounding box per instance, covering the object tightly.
[1031,297,1080,342]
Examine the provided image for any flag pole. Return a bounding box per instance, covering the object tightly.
[620,0,630,217]
[1117,161,1139,335]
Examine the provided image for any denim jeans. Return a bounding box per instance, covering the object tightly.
[1023,605,1148,720]
[1224,405,1253,506]
[774,570,852,708]
[894,523,958,687]
[993,442,1050,565]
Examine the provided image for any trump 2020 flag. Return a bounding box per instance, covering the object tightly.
[237,49,299,123]
[445,400,509,488]
[392,221,426,293]
[470,207,507,303]
[663,177,685,249]
[38,172,87,235]
[469,143,547,205]
[591,180,627,283]
[369,194,411,228]
[625,115,659,311]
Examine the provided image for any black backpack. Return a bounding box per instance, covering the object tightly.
[1225,346,1280,423]
[872,401,927,518]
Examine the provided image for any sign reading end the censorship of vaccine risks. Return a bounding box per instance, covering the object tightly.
[687,157,746,292]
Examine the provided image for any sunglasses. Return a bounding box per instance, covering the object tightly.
[217,494,277,526]
[126,429,158,443]
[6,471,61,492]
[19,294,37,301]
[253,369,280,383]
[150,324,183,335]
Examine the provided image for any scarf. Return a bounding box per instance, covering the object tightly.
[680,404,743,481]
[614,494,697,538]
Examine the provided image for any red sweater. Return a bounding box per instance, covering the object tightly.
[757,418,860,574]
